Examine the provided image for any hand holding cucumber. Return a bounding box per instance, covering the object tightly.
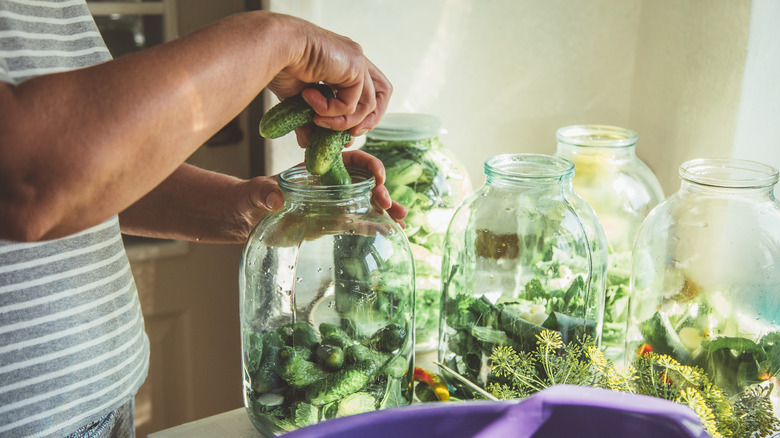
[260,83,354,184]
[265,17,391,138]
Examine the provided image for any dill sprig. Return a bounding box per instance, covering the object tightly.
[486,330,780,438]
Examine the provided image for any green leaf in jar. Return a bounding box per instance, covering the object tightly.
[385,159,424,186]
[336,392,376,418]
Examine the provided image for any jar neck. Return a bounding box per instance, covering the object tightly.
[484,154,574,190]
[279,165,374,210]
[363,112,442,150]
[555,124,638,159]
[363,135,440,151]
[677,158,778,200]
[556,142,637,159]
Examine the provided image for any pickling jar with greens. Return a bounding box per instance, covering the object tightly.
[239,165,415,436]
[554,125,664,360]
[360,113,472,351]
[438,153,608,399]
[626,158,780,412]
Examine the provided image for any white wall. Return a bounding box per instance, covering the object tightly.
[628,0,752,194]
[265,0,780,197]
[733,0,780,197]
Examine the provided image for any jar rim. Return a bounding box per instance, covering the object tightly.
[679,158,779,189]
[484,153,575,182]
[365,113,441,141]
[279,165,375,196]
[556,124,638,148]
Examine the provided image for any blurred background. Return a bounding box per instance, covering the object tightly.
[86,0,780,435]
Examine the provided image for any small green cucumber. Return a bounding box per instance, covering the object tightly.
[291,322,318,351]
[365,323,407,353]
[305,360,377,406]
[344,344,404,378]
[258,94,312,139]
[319,153,352,185]
[278,346,329,389]
[305,127,352,175]
[319,323,353,349]
[345,344,390,368]
[314,343,345,371]
[258,84,334,139]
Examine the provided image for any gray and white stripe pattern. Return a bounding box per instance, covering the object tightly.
[1,1,149,437]
[0,0,110,84]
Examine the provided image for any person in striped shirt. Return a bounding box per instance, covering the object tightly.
[0,1,403,437]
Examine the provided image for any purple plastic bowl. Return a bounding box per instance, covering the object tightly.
[280,385,711,438]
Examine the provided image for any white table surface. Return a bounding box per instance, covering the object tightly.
[147,408,260,438]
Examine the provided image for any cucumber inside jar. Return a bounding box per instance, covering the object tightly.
[243,321,412,435]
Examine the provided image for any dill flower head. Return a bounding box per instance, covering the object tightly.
[536,330,563,350]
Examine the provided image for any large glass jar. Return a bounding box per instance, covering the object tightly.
[361,113,472,351]
[239,165,415,436]
[438,153,608,399]
[555,125,664,360]
[626,158,780,405]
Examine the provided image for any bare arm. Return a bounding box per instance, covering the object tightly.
[119,152,407,244]
[0,11,391,242]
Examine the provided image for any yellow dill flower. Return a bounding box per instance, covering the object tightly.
[656,354,682,371]
[678,387,721,438]
[606,366,637,392]
[536,330,563,349]
[586,346,609,370]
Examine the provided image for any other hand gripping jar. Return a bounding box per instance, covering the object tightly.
[555,125,664,359]
[239,165,415,436]
[438,154,607,399]
[626,158,780,414]
[361,113,472,352]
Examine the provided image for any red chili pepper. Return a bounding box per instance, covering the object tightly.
[636,343,653,357]
[413,367,450,401]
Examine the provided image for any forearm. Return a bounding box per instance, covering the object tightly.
[119,163,261,244]
[0,11,301,241]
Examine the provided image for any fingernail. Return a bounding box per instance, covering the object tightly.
[265,191,282,210]
[355,128,369,136]
[318,122,333,130]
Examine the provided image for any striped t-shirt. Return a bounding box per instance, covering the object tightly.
[0,1,150,437]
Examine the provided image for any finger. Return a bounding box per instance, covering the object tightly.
[293,124,315,148]
[342,150,385,185]
[371,184,392,210]
[248,175,283,212]
[386,201,408,222]
[348,61,392,136]
[313,67,377,131]
[304,76,363,119]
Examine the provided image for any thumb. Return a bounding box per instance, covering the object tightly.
[254,185,283,211]
[247,176,283,212]
[263,189,283,211]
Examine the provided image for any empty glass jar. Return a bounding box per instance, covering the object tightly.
[361,113,472,351]
[438,153,607,399]
[555,125,664,360]
[626,158,780,404]
[239,165,415,436]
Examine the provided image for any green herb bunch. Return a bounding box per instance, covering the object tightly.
[487,330,602,398]
[486,330,780,438]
